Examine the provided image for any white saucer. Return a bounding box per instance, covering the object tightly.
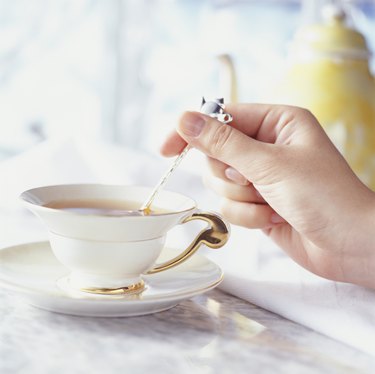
[0,241,223,317]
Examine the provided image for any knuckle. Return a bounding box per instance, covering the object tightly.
[209,123,234,156]
[294,107,314,121]
[248,144,284,181]
[298,107,312,116]
[278,104,311,117]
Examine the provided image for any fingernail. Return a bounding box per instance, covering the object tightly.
[271,213,285,224]
[225,167,249,185]
[180,112,206,137]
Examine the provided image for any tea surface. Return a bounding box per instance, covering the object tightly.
[44,198,169,216]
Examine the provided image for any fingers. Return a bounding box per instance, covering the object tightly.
[203,174,265,203]
[203,160,274,227]
[224,103,319,143]
[177,111,280,184]
[160,130,187,157]
[159,103,275,156]
[161,103,321,161]
[206,157,249,186]
[220,198,284,229]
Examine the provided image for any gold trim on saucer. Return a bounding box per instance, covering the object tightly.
[78,280,145,295]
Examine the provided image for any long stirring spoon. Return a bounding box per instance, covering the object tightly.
[140,97,233,214]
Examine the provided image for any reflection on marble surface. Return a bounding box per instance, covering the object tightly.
[1,288,374,374]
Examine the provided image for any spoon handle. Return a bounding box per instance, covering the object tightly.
[140,145,190,212]
[140,97,232,213]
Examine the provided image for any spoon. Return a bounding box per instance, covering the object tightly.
[139,97,233,215]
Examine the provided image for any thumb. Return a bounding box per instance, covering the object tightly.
[177,111,278,184]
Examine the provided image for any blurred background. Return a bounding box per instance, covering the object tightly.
[1,0,375,171]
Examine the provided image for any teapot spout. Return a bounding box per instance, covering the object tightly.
[217,54,238,104]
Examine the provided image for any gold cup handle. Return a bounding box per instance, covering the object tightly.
[146,212,230,275]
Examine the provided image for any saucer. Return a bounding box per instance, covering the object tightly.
[0,241,223,317]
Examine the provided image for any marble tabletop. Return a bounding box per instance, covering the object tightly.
[1,287,374,374]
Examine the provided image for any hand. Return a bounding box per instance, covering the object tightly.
[160,104,375,289]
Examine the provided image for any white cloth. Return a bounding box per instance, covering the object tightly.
[1,138,374,356]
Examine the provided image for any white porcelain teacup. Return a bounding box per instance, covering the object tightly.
[20,184,229,295]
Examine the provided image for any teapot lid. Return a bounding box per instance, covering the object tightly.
[291,4,370,61]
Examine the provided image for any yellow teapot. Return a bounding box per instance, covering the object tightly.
[276,5,375,189]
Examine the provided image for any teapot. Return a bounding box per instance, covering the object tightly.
[275,4,375,189]
[218,4,375,190]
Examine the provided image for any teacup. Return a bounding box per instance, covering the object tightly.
[20,184,230,295]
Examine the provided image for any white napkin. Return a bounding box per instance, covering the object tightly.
[1,138,375,356]
[209,230,375,356]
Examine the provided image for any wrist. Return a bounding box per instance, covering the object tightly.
[342,185,375,289]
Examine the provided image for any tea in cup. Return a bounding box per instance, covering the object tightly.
[20,184,229,295]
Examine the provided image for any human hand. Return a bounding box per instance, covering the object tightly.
[160,104,375,289]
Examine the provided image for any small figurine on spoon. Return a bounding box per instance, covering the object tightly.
[140,97,233,214]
